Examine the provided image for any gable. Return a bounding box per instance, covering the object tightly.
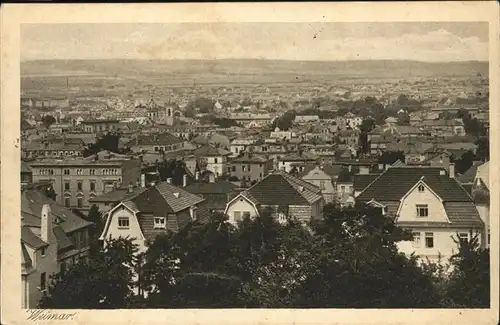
[302,168,330,180]
[100,203,145,241]
[396,181,450,223]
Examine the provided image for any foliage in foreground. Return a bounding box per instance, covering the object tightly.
[40,204,490,309]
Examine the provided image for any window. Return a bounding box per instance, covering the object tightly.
[90,182,96,192]
[418,185,425,192]
[64,182,70,191]
[412,232,421,248]
[76,169,83,175]
[242,166,246,172]
[416,204,428,217]
[118,217,130,228]
[458,232,469,241]
[77,182,83,191]
[233,211,242,222]
[90,169,95,176]
[154,146,159,152]
[242,211,251,219]
[214,158,218,164]
[40,272,46,291]
[231,166,236,172]
[425,232,434,248]
[77,197,83,208]
[64,197,71,207]
[64,169,70,175]
[153,217,166,229]
[248,165,251,172]
[320,181,326,190]
[340,185,345,192]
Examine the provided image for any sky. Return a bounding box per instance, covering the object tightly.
[21,22,489,62]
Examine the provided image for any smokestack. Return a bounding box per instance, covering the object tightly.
[128,183,134,193]
[183,174,188,187]
[449,163,455,179]
[167,177,172,184]
[140,174,146,188]
[195,172,200,181]
[41,204,55,244]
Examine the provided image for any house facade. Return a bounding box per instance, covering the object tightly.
[21,190,92,308]
[301,166,336,203]
[229,153,273,183]
[30,154,142,210]
[224,171,324,226]
[356,166,485,263]
[99,181,210,253]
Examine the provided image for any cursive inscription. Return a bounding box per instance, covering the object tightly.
[26,310,77,321]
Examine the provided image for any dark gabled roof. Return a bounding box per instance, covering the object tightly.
[246,171,322,206]
[52,225,75,251]
[357,167,473,203]
[231,153,269,164]
[353,174,379,192]
[89,186,146,203]
[21,189,92,233]
[21,226,48,249]
[185,180,237,195]
[132,181,205,215]
[443,202,484,226]
[337,170,353,183]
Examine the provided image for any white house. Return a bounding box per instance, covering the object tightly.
[356,166,485,264]
[224,170,324,226]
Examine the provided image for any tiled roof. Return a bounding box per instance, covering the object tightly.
[52,225,75,251]
[89,186,146,203]
[353,174,379,192]
[21,189,92,233]
[357,167,472,203]
[193,145,231,157]
[246,171,322,206]
[231,154,269,164]
[185,180,237,195]
[21,226,48,249]
[132,181,205,215]
[443,202,484,226]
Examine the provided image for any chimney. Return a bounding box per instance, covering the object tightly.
[449,163,455,179]
[128,183,134,193]
[183,174,188,187]
[140,174,146,188]
[385,164,390,171]
[167,177,172,184]
[440,170,446,176]
[41,204,55,244]
[195,171,200,181]
[378,163,384,170]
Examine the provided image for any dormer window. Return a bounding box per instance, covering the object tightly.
[153,217,166,229]
[418,185,425,192]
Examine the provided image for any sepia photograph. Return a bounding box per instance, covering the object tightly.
[1,2,499,325]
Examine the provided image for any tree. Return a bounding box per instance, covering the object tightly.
[86,204,105,254]
[83,132,121,157]
[42,185,57,201]
[452,150,476,175]
[359,118,376,155]
[272,110,297,131]
[378,151,405,165]
[475,137,489,162]
[297,204,440,308]
[446,232,490,307]
[42,115,56,128]
[39,237,138,309]
[157,159,188,186]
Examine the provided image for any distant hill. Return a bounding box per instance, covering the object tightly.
[21,59,489,83]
